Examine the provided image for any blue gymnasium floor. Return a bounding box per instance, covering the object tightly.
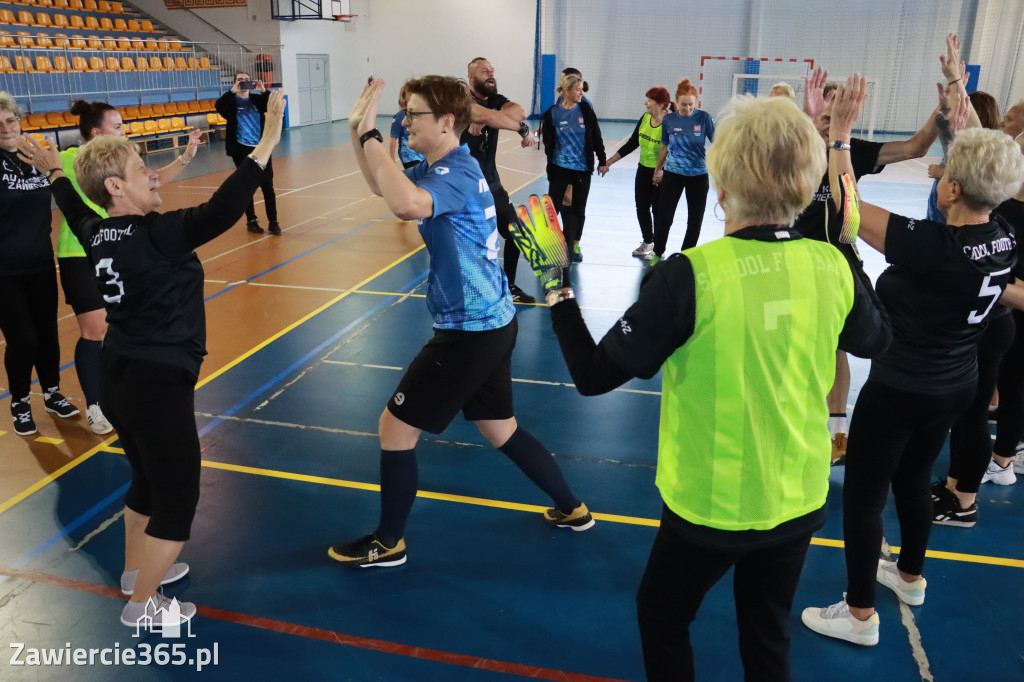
[0,119,1022,681]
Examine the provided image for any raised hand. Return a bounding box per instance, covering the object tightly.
[14,134,61,175]
[940,33,964,83]
[348,79,377,131]
[183,128,202,161]
[254,89,286,152]
[357,79,385,136]
[829,74,868,140]
[803,66,835,119]
[948,89,972,133]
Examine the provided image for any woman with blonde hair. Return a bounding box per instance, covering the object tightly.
[541,72,607,264]
[518,93,889,680]
[17,90,287,629]
[802,76,1024,647]
[650,78,715,262]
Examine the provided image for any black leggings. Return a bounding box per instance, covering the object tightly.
[947,312,1015,492]
[492,183,521,284]
[0,266,61,398]
[230,147,277,223]
[994,309,1024,458]
[101,350,201,542]
[637,505,813,682]
[843,380,973,608]
[546,163,592,251]
[634,165,660,244]
[654,171,708,256]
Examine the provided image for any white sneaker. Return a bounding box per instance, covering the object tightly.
[632,241,653,257]
[876,559,926,605]
[981,458,1017,485]
[86,404,114,435]
[1012,449,1024,475]
[121,591,196,627]
[121,562,190,595]
[801,597,879,646]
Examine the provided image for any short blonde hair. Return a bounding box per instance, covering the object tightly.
[946,127,1024,210]
[0,91,23,119]
[558,73,582,95]
[768,82,795,100]
[73,135,138,208]
[707,95,826,226]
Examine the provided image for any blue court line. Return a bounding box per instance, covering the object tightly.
[0,211,395,402]
[13,481,130,569]
[198,269,429,437]
[10,268,428,568]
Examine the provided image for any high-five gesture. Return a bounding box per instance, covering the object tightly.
[249,88,286,165]
[15,134,62,176]
[939,33,964,83]
[804,67,835,120]
[349,78,386,134]
[829,74,868,142]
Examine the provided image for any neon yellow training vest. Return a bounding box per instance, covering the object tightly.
[56,147,108,259]
[637,113,663,169]
[657,235,854,531]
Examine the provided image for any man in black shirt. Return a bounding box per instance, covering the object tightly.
[800,69,941,464]
[462,57,537,303]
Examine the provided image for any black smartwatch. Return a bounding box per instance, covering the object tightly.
[359,129,384,148]
[518,121,531,138]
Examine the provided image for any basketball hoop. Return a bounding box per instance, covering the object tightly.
[333,13,356,21]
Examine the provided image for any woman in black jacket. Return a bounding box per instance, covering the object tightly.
[541,73,607,264]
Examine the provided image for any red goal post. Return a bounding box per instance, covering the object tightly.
[698,56,815,109]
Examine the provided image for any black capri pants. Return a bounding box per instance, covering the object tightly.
[491,182,523,283]
[0,265,61,398]
[654,171,708,256]
[546,163,592,251]
[229,146,278,223]
[634,165,660,244]
[994,309,1024,458]
[843,379,973,609]
[947,311,1015,492]
[101,350,201,542]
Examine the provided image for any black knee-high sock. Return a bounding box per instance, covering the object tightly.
[376,449,418,547]
[75,338,103,407]
[499,427,579,513]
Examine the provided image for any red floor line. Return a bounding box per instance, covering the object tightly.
[0,565,632,682]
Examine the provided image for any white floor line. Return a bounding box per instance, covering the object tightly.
[320,360,660,396]
[881,538,934,681]
[245,282,350,293]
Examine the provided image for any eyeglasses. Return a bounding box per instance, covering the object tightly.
[402,109,435,123]
[0,116,21,128]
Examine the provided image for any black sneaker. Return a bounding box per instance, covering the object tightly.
[267,220,282,236]
[543,502,595,531]
[930,479,946,502]
[327,534,407,568]
[246,219,264,234]
[44,391,79,418]
[11,400,36,436]
[509,284,536,304]
[932,485,978,528]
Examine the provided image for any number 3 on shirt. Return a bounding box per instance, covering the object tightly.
[968,268,1011,324]
[94,257,125,304]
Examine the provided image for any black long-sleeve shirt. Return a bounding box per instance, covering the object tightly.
[51,158,267,375]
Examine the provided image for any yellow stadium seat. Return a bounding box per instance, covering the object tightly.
[138,104,153,117]
[0,11,14,25]
[70,55,88,71]
[83,0,97,11]
[16,11,35,26]
[111,2,123,12]
[99,17,112,30]
[135,56,147,71]
[0,56,16,73]
[97,0,110,11]
[25,113,48,129]
[38,0,55,7]
[116,37,130,50]
[174,101,189,114]
[162,56,174,70]
[129,121,144,137]
[151,103,166,116]
[52,54,68,72]
[54,0,70,8]
[69,15,83,29]
[35,33,54,48]
[113,18,125,31]
[105,56,118,71]
[86,35,102,49]
[0,33,16,49]
[53,13,69,28]
[35,12,51,27]
[16,34,36,48]
[63,111,78,126]
[88,56,103,71]
[144,119,157,134]
[84,16,98,30]
[186,101,199,113]
[126,19,139,32]
[34,55,53,72]
[198,57,211,70]
[102,37,116,50]
[140,20,154,32]
[170,117,187,131]
[148,55,161,70]
[69,0,83,9]
[45,112,64,127]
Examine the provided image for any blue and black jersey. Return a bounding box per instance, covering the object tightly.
[661,110,715,176]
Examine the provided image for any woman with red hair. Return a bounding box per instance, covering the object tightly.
[604,87,674,257]
[650,78,716,262]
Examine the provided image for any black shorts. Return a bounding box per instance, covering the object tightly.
[58,256,105,315]
[387,319,517,434]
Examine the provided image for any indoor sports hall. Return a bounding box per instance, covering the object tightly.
[1,1,1023,680]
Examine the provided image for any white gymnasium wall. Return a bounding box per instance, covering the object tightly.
[129,0,282,48]
[366,0,538,118]
[538,0,1021,134]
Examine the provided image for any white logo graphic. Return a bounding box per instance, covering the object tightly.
[618,318,632,335]
[393,392,405,406]
[434,167,450,175]
[132,597,195,639]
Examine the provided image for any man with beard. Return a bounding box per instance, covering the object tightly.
[463,57,538,303]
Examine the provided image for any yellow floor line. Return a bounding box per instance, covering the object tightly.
[202,458,1024,569]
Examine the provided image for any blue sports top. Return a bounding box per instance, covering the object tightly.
[235,96,262,147]
[661,109,715,176]
[551,103,588,171]
[405,145,515,331]
[390,111,425,165]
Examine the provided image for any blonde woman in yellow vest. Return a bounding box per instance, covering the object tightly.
[58,101,200,434]
[603,86,674,258]
[523,95,891,681]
